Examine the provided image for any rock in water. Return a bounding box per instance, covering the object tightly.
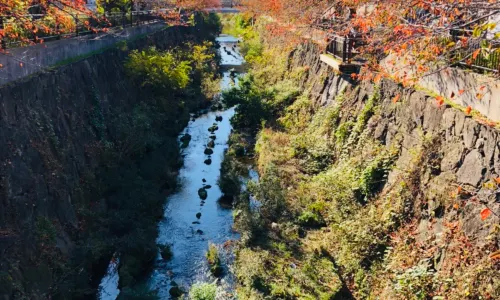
[208,125,219,133]
[158,244,173,260]
[209,135,216,140]
[202,178,207,183]
[204,158,212,165]
[180,134,191,148]
[215,116,223,122]
[169,286,184,298]
[207,140,215,148]
[196,212,202,219]
[198,188,208,200]
[204,148,214,155]
[196,229,204,235]
[204,185,212,189]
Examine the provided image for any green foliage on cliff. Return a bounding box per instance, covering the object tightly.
[222,75,300,131]
[221,16,417,299]
[125,47,192,89]
[220,14,262,64]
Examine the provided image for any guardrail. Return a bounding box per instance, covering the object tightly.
[0,10,166,50]
[429,30,500,73]
[325,35,360,63]
[452,37,500,73]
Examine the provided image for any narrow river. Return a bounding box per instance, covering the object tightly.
[99,34,244,299]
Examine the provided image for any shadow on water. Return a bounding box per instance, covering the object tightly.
[98,34,245,299]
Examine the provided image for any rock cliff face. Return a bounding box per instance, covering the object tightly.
[290,42,500,234]
[0,20,217,299]
[242,41,500,298]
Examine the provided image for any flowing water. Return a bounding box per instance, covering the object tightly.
[98,34,244,300]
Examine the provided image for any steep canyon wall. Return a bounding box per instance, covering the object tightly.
[0,19,218,299]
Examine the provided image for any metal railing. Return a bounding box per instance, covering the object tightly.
[453,37,500,73]
[0,10,165,49]
[431,30,500,73]
[325,35,359,63]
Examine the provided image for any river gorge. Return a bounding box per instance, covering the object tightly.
[98,34,245,299]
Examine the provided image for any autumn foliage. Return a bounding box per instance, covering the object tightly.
[0,0,221,51]
[240,0,500,82]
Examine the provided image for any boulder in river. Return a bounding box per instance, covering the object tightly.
[196,229,204,235]
[202,178,207,183]
[198,188,208,200]
[169,286,184,298]
[204,148,214,155]
[215,116,223,122]
[204,185,212,189]
[180,134,191,148]
[196,212,202,219]
[158,244,173,260]
[208,125,219,133]
[207,140,215,148]
[209,135,216,140]
[204,158,212,165]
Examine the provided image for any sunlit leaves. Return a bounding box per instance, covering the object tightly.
[239,0,500,86]
[480,207,492,221]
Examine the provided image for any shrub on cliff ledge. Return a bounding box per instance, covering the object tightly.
[125,47,192,90]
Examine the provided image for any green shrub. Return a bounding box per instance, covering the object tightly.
[297,210,325,227]
[218,155,242,200]
[189,283,217,300]
[125,47,192,90]
[359,154,395,201]
[206,244,222,277]
[35,216,57,245]
[249,165,286,221]
[394,261,436,300]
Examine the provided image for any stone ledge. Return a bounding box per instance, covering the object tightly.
[320,53,359,74]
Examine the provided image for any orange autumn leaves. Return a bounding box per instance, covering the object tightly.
[480,207,492,221]
[241,0,499,87]
[0,0,92,50]
[0,0,222,51]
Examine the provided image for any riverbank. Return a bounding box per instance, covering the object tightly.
[222,14,500,299]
